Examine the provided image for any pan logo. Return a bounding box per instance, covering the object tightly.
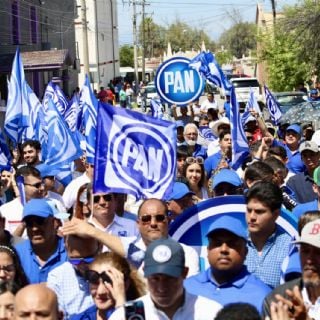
[155,57,204,106]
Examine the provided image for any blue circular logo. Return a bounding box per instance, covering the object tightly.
[155,57,204,106]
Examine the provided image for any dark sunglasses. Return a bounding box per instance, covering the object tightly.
[24,181,44,189]
[93,194,113,203]
[84,270,113,286]
[68,256,95,266]
[24,216,48,228]
[0,264,15,272]
[186,157,204,165]
[139,214,167,223]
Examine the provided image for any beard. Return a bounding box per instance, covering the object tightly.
[185,139,196,146]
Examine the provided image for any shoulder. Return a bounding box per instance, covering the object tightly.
[70,306,97,320]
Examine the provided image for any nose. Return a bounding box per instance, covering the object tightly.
[220,242,229,252]
[0,269,7,280]
[0,305,7,320]
[96,280,109,295]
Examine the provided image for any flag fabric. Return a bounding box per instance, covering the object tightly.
[64,94,80,132]
[0,128,12,170]
[189,51,232,91]
[94,103,177,200]
[241,88,262,126]
[230,87,250,170]
[198,126,216,142]
[4,48,30,145]
[264,85,283,125]
[44,99,82,168]
[79,75,98,164]
[43,82,68,117]
[150,98,164,119]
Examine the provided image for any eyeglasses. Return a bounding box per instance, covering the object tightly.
[68,256,95,266]
[93,194,113,203]
[24,216,48,228]
[24,181,44,189]
[186,157,204,165]
[139,214,167,224]
[0,264,15,273]
[84,270,113,286]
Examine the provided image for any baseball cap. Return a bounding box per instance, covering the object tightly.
[36,163,60,178]
[206,215,247,241]
[212,169,242,189]
[293,219,320,248]
[23,199,55,220]
[176,120,184,128]
[299,141,319,154]
[144,238,185,278]
[286,124,301,135]
[313,166,320,186]
[168,182,194,201]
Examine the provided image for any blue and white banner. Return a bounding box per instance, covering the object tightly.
[241,88,262,126]
[64,94,80,132]
[4,48,30,145]
[43,81,68,117]
[150,98,164,119]
[169,196,298,271]
[94,104,177,200]
[189,51,232,91]
[198,126,216,142]
[230,87,250,170]
[264,85,282,125]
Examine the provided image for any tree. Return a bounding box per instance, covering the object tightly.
[119,45,134,67]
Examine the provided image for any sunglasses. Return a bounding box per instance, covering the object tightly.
[24,216,48,228]
[139,214,167,223]
[0,264,15,272]
[68,256,95,266]
[93,194,113,203]
[84,270,113,286]
[186,157,204,165]
[24,181,44,189]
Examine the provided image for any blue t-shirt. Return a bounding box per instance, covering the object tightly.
[292,199,318,219]
[71,305,114,320]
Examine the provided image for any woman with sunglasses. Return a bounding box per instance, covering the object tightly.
[72,252,146,320]
[182,157,208,202]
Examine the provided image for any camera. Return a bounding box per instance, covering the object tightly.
[124,300,145,320]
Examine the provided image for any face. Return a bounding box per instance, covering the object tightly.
[301,151,320,171]
[85,164,94,181]
[0,252,15,282]
[245,132,254,145]
[207,230,247,273]
[25,216,56,246]
[176,157,186,175]
[246,198,279,236]
[285,130,300,146]
[137,200,168,245]
[214,183,240,197]
[167,194,194,216]
[1,171,12,190]
[207,94,213,102]
[22,146,39,165]
[219,134,232,152]
[177,127,184,143]
[300,244,320,286]
[147,273,185,310]
[199,119,209,127]
[23,175,45,202]
[185,163,202,187]
[91,193,116,221]
[43,177,55,192]
[89,262,115,311]
[0,291,15,320]
[180,108,187,116]
[184,128,198,146]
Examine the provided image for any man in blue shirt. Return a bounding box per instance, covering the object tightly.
[15,198,68,283]
[184,215,271,313]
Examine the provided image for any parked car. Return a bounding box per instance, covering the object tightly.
[137,83,158,107]
[273,91,308,114]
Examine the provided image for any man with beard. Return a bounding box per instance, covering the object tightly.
[183,123,207,160]
[21,140,42,167]
[263,219,320,320]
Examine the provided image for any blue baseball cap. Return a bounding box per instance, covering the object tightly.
[144,238,185,278]
[23,199,55,220]
[36,163,60,178]
[206,215,247,241]
[168,182,194,201]
[310,89,318,95]
[212,169,242,189]
[286,124,301,135]
[176,120,184,128]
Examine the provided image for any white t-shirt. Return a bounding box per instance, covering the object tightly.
[200,99,218,113]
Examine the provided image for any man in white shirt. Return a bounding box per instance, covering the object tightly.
[200,92,218,114]
[109,238,222,320]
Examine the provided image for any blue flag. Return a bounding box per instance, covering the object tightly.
[189,51,232,91]
[64,94,80,132]
[94,103,177,200]
[198,126,216,142]
[43,82,68,117]
[44,99,82,168]
[150,98,164,119]
[0,128,12,170]
[230,87,249,170]
[264,85,282,125]
[241,88,261,126]
[4,48,30,145]
[79,75,98,164]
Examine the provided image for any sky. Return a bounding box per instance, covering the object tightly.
[116,0,299,46]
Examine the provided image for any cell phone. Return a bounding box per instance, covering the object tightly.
[124,300,145,320]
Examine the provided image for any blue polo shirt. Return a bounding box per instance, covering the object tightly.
[184,266,271,313]
[15,236,67,284]
[292,199,318,219]
[284,145,305,174]
[204,150,231,179]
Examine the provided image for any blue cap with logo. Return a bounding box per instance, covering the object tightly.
[23,199,55,220]
[144,238,185,278]
[206,215,247,241]
[168,182,194,201]
[212,169,242,189]
[286,124,301,136]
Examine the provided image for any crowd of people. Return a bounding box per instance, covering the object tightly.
[0,83,320,320]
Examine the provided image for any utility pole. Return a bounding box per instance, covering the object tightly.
[141,0,145,83]
[81,0,90,76]
[133,0,139,85]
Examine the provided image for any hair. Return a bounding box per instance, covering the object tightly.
[249,140,262,154]
[245,181,283,212]
[137,198,168,217]
[244,161,274,184]
[219,130,231,141]
[176,145,188,159]
[182,161,206,189]
[21,140,41,152]
[15,166,41,181]
[183,123,198,135]
[263,157,287,178]
[266,146,287,162]
[207,108,219,121]
[0,280,20,296]
[74,183,91,219]
[298,210,320,235]
[0,245,29,289]
[90,252,146,300]
[215,303,261,320]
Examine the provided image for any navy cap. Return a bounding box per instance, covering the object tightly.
[168,182,194,201]
[206,215,247,241]
[286,124,301,135]
[23,199,55,220]
[212,169,242,189]
[144,238,185,278]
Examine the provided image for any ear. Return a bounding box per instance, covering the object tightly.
[182,267,189,279]
[312,183,319,194]
[273,208,280,221]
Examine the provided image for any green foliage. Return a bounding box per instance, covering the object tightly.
[119,45,134,67]
[215,51,233,66]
